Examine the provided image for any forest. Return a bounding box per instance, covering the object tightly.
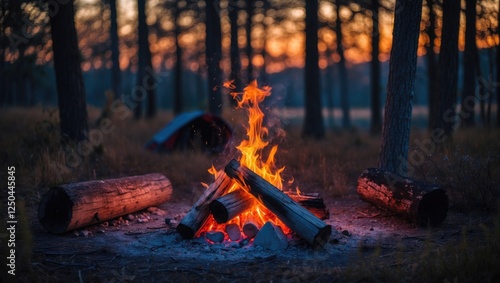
[1,0,500,282]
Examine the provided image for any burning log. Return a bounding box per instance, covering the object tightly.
[38,174,172,234]
[210,189,330,223]
[225,159,331,247]
[357,168,448,226]
[176,172,233,239]
[287,192,330,220]
[209,189,255,223]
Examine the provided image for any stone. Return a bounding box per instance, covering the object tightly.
[153,209,167,216]
[205,231,224,243]
[125,214,135,221]
[147,207,158,213]
[341,230,350,236]
[225,224,241,241]
[253,222,288,251]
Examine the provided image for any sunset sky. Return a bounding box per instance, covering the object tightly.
[62,0,500,73]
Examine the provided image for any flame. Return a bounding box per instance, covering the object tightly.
[200,80,292,239]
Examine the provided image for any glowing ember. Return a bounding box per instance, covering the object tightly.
[201,80,291,237]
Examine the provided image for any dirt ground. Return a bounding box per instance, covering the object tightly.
[25,192,490,283]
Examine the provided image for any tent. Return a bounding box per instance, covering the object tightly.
[145,111,233,154]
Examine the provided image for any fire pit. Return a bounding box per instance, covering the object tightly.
[176,81,331,248]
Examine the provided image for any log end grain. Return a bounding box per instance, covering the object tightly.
[38,187,73,234]
[416,188,448,227]
[209,200,230,224]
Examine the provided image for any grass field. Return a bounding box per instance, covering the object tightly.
[1,106,499,282]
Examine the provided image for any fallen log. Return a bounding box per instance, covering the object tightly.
[357,168,448,226]
[209,189,255,223]
[225,159,331,247]
[176,172,233,239]
[38,173,173,234]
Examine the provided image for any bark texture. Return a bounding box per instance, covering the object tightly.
[38,174,172,234]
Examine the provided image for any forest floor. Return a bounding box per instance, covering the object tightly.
[1,107,500,282]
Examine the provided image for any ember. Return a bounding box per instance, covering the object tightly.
[177,81,331,247]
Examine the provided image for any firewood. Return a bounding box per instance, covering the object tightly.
[242,219,259,238]
[176,172,233,239]
[286,192,330,220]
[225,159,332,247]
[209,189,255,223]
[38,174,172,234]
[357,168,448,226]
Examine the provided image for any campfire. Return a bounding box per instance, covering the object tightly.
[176,81,331,248]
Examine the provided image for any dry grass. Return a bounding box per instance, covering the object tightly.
[1,107,500,282]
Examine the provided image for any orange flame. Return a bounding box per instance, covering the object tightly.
[201,80,291,238]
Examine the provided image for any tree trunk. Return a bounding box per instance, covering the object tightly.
[225,159,331,247]
[378,0,423,176]
[246,0,254,83]
[206,0,223,115]
[498,0,500,128]
[177,173,233,239]
[357,168,448,226]
[109,0,122,100]
[461,0,477,127]
[336,1,350,130]
[229,0,241,107]
[325,58,335,128]
[137,0,156,119]
[174,2,183,115]
[303,0,325,139]
[427,0,438,130]
[49,0,89,143]
[38,174,173,234]
[436,0,460,141]
[370,0,381,135]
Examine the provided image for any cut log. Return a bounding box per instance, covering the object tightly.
[210,189,330,222]
[242,219,259,238]
[357,168,448,226]
[38,173,173,234]
[209,189,255,223]
[225,159,331,247]
[287,192,330,220]
[176,172,233,239]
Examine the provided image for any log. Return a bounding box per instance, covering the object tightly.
[209,189,255,223]
[176,172,233,239]
[287,192,330,220]
[210,189,330,223]
[38,173,173,234]
[225,159,331,247]
[357,168,448,226]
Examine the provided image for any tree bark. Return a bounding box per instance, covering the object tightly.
[177,173,233,239]
[370,0,381,135]
[246,0,254,83]
[229,0,242,107]
[427,0,438,130]
[109,0,122,100]
[49,0,89,143]
[303,0,325,139]
[461,0,477,127]
[436,0,460,141]
[336,0,350,130]
[378,0,422,176]
[206,0,223,115]
[357,168,448,226]
[38,174,173,234]
[225,159,331,247]
[135,0,156,119]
